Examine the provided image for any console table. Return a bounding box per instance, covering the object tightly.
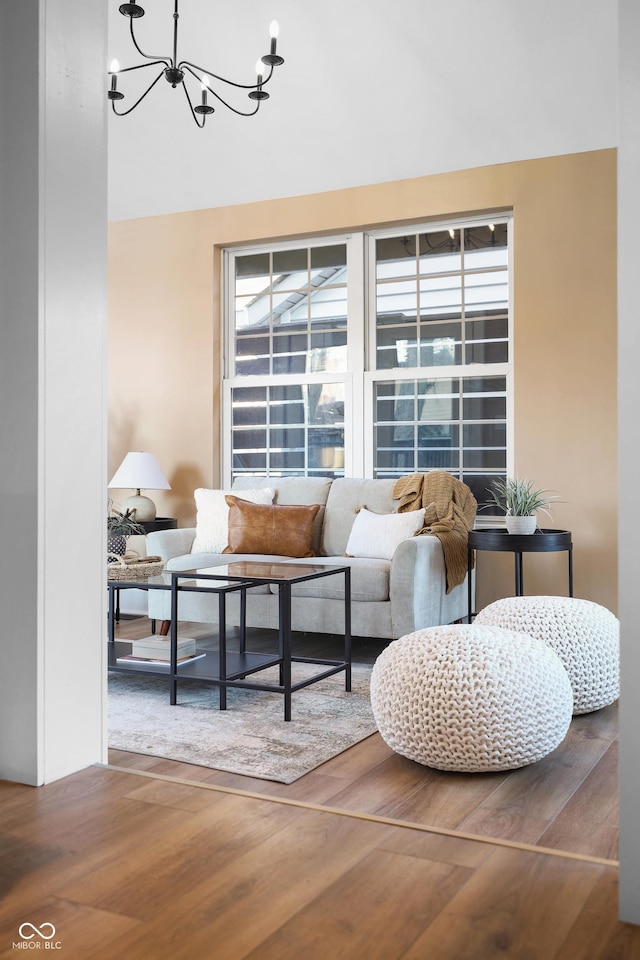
[467,527,573,622]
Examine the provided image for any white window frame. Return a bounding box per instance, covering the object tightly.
[364,214,514,490]
[221,216,513,499]
[222,234,364,483]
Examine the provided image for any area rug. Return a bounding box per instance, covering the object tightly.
[108,663,377,784]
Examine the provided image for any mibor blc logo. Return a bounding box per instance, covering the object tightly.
[12,923,62,950]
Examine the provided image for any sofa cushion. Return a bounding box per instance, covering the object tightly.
[268,557,390,602]
[166,552,232,572]
[321,478,399,556]
[232,476,332,555]
[191,487,275,554]
[345,507,425,560]
[224,497,321,558]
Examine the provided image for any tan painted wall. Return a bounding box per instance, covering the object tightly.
[108,148,617,612]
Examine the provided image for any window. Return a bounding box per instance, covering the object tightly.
[230,383,345,475]
[223,216,512,510]
[234,244,348,377]
[225,240,350,479]
[368,221,510,506]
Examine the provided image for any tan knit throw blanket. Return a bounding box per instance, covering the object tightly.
[392,471,477,593]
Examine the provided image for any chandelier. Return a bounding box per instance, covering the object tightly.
[108,0,284,128]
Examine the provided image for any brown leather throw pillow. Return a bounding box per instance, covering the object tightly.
[223,495,321,558]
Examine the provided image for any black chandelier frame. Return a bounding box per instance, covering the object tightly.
[108,0,284,128]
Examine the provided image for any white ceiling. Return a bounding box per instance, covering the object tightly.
[107,0,618,223]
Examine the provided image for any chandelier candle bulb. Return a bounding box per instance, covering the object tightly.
[194,75,214,116]
[255,59,264,86]
[108,59,124,101]
[262,19,284,67]
[269,20,279,56]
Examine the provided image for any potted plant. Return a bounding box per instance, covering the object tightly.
[107,501,145,561]
[485,477,559,534]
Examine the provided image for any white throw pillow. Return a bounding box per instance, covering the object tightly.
[191,487,275,554]
[345,507,426,561]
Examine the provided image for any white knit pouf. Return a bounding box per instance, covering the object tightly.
[474,596,619,715]
[370,624,573,773]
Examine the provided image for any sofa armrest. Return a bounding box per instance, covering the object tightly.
[390,535,469,636]
[146,527,196,562]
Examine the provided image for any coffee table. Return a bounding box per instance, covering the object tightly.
[171,561,352,721]
[107,572,271,679]
[107,560,352,721]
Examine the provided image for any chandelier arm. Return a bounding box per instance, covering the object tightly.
[179,59,274,90]
[128,15,172,66]
[112,59,169,77]
[110,69,166,117]
[181,82,206,128]
[182,66,261,116]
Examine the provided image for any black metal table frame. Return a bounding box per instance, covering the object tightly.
[170,563,352,721]
[108,574,290,717]
[107,564,352,722]
[108,575,175,647]
[467,527,573,623]
[107,575,255,663]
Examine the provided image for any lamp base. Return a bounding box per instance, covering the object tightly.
[121,494,157,522]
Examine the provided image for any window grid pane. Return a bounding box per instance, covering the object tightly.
[231,383,345,480]
[234,245,348,378]
[373,375,507,510]
[375,223,509,372]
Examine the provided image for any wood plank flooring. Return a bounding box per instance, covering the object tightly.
[0,613,626,957]
[108,616,619,862]
[0,765,636,960]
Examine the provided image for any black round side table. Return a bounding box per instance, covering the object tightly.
[138,517,178,533]
[467,527,573,622]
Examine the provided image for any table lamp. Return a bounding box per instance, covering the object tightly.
[108,451,171,521]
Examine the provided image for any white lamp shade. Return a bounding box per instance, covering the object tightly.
[108,452,171,491]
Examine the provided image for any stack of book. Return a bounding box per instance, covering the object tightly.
[116,635,204,666]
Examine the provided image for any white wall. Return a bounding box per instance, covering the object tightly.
[618,0,640,925]
[107,0,617,221]
[0,1,107,783]
[0,2,40,780]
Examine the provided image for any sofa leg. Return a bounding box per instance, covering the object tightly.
[159,620,171,636]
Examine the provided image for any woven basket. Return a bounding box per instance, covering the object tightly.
[107,550,165,580]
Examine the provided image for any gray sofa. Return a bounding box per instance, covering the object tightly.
[146,476,471,640]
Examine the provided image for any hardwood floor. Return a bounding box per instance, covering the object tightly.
[0,765,635,959]
[0,614,625,958]
[109,616,619,862]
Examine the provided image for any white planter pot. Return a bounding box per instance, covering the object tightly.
[505,515,537,535]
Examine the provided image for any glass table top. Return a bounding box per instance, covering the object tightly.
[182,560,350,583]
[108,561,350,589]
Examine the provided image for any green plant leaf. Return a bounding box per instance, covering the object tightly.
[483,477,561,517]
[107,504,145,536]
